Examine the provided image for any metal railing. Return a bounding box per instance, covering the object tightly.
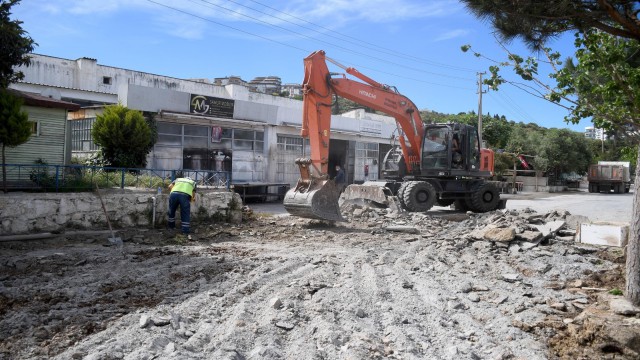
[0,164,230,192]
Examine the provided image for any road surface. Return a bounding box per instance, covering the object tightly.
[249,189,634,224]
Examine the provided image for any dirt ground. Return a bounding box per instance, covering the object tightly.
[1,201,639,360]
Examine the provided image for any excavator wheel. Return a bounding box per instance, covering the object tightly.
[402,181,436,212]
[468,182,500,212]
[396,181,411,209]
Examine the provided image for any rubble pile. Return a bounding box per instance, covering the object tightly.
[0,202,638,359]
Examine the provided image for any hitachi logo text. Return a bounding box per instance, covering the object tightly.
[359,90,376,99]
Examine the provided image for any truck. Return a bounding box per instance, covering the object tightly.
[282,50,503,221]
[587,161,631,194]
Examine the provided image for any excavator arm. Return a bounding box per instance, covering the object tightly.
[300,50,424,177]
[284,50,425,221]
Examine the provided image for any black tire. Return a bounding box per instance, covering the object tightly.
[625,185,630,193]
[588,182,594,193]
[402,181,436,212]
[435,198,455,207]
[396,181,411,209]
[469,182,500,212]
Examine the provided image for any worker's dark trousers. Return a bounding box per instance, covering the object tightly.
[167,192,191,234]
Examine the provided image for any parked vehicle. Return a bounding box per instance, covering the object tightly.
[587,161,631,194]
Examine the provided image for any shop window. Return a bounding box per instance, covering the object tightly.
[157,134,182,146]
[184,136,208,148]
[184,124,207,136]
[234,129,254,140]
[157,122,182,134]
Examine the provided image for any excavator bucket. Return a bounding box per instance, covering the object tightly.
[283,179,345,221]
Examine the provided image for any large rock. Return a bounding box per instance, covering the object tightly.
[565,215,590,230]
[516,230,543,243]
[534,220,565,239]
[469,224,516,242]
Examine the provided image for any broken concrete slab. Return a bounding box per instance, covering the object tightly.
[565,215,590,230]
[483,226,516,242]
[534,220,565,239]
[610,298,640,316]
[579,222,629,247]
[516,231,543,243]
[385,225,420,234]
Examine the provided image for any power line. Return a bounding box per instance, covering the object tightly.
[190,0,474,82]
[146,0,308,53]
[487,91,536,123]
[229,0,478,73]
[499,91,537,123]
[146,0,476,91]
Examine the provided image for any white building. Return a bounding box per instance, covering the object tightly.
[584,126,607,140]
[282,83,303,98]
[247,76,282,95]
[10,54,399,186]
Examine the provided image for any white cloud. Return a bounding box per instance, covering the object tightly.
[155,12,208,40]
[286,0,460,23]
[434,29,469,41]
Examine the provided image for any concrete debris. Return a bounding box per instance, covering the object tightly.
[2,202,637,360]
[533,220,566,239]
[609,298,640,316]
[384,225,420,234]
[269,297,283,310]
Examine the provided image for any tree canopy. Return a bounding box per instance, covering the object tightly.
[0,0,36,89]
[91,105,156,168]
[554,30,640,132]
[462,0,640,49]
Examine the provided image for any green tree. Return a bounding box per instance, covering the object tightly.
[461,0,640,305]
[505,124,543,158]
[1,0,36,88]
[462,0,639,48]
[0,89,31,192]
[535,129,592,175]
[92,104,155,168]
[483,114,512,148]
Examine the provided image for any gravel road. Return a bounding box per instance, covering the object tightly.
[251,189,634,224]
[1,189,638,360]
[504,190,633,223]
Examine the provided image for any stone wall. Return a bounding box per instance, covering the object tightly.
[515,175,550,192]
[0,189,242,235]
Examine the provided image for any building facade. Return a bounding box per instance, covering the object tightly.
[10,54,399,186]
[584,126,607,140]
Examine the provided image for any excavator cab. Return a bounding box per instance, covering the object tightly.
[420,124,485,177]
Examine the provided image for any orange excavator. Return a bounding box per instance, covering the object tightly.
[283,50,501,221]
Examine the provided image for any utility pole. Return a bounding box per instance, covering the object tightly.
[477,72,486,146]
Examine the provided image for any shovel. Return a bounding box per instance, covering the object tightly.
[94,183,123,248]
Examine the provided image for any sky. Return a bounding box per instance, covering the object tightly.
[12,0,589,132]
